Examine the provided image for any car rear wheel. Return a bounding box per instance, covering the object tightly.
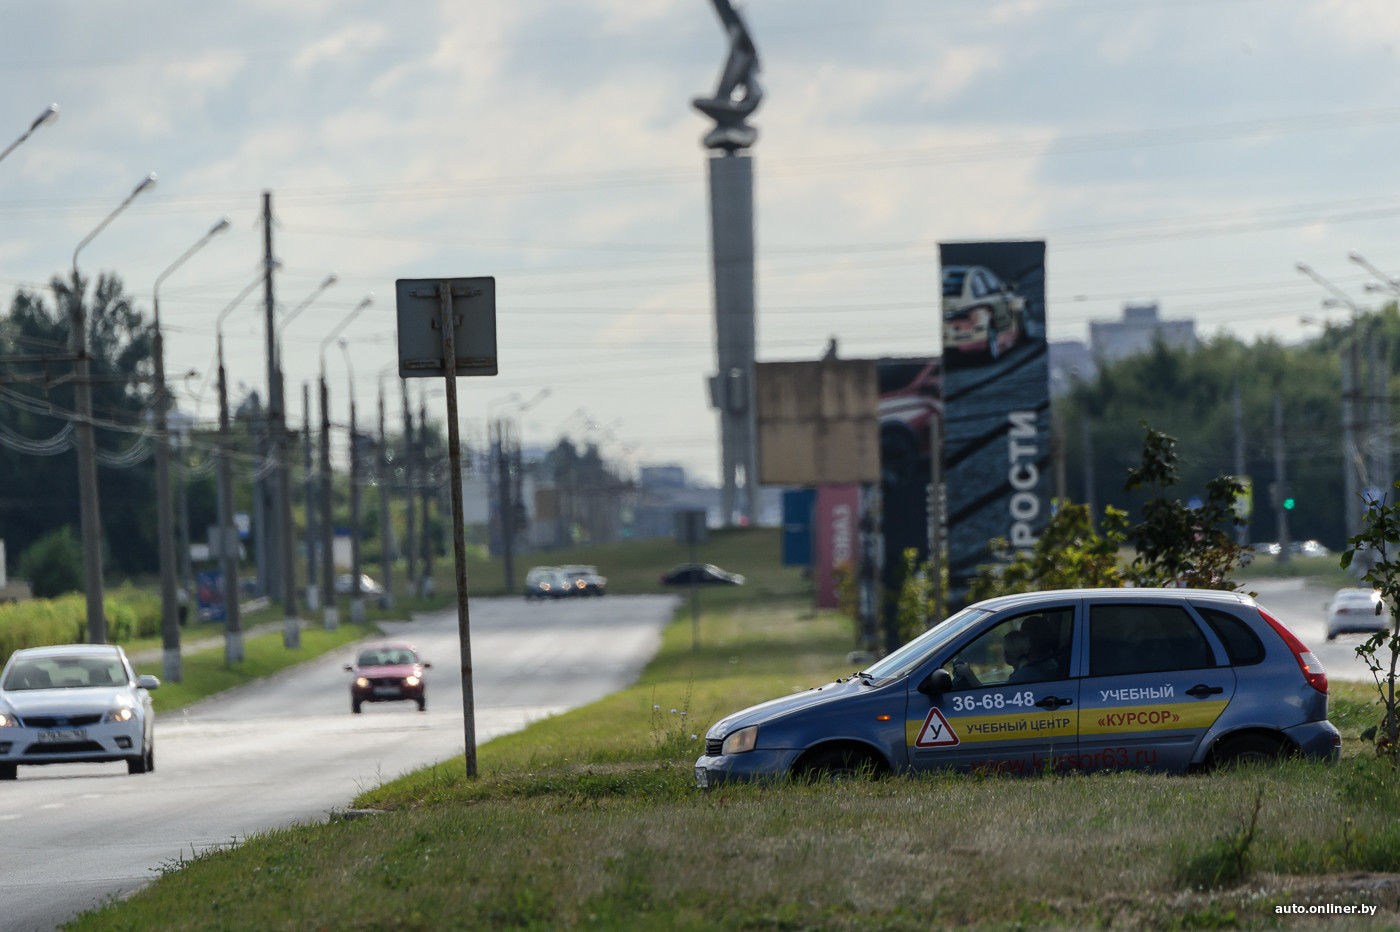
[1213,733,1283,768]
[0,763,16,780]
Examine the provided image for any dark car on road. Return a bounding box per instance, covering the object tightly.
[661,563,745,586]
[695,588,1339,787]
[559,565,607,597]
[346,642,430,713]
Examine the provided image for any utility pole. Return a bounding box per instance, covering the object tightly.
[420,391,434,597]
[495,419,516,593]
[263,192,299,648]
[68,276,106,644]
[320,375,337,629]
[348,389,364,624]
[1081,415,1096,523]
[303,382,318,611]
[402,379,417,595]
[378,380,394,609]
[177,440,194,602]
[216,335,243,664]
[928,414,944,628]
[1273,395,1291,563]
[1232,380,1248,545]
[1343,349,1361,540]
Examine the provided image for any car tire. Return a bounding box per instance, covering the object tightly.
[1213,733,1284,768]
[987,319,1001,360]
[796,746,880,782]
[127,746,150,775]
[417,696,426,712]
[0,763,16,781]
[352,698,362,714]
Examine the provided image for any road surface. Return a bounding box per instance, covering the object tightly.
[0,594,676,932]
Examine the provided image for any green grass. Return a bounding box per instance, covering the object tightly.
[133,623,380,713]
[65,566,1400,931]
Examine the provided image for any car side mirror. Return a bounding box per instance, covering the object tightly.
[137,674,161,691]
[423,662,432,669]
[344,664,355,672]
[917,668,952,697]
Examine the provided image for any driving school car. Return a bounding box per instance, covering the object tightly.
[695,588,1339,787]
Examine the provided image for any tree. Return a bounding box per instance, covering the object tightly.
[18,526,83,598]
[1342,492,1400,759]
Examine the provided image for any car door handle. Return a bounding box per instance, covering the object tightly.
[1186,684,1224,698]
[1035,696,1072,710]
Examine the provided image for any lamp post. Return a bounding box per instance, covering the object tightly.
[214,264,279,664]
[0,104,58,164]
[153,217,231,682]
[275,273,337,618]
[1296,261,1365,540]
[318,295,373,629]
[1351,252,1395,500]
[337,338,365,623]
[70,172,156,644]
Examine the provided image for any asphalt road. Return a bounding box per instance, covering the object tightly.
[1249,576,1377,682]
[0,593,677,932]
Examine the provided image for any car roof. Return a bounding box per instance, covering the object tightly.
[971,587,1255,613]
[361,641,417,651]
[9,644,126,660]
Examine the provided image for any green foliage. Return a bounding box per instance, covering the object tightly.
[0,592,140,665]
[892,548,947,641]
[1122,425,1251,590]
[18,526,83,598]
[1341,486,1400,759]
[971,501,1127,600]
[971,426,1250,600]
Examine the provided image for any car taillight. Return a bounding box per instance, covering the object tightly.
[1259,607,1328,694]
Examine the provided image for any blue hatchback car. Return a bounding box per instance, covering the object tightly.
[695,588,1340,786]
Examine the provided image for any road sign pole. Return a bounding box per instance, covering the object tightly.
[439,281,478,778]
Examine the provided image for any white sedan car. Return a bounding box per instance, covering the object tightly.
[0,644,160,779]
[1325,588,1392,641]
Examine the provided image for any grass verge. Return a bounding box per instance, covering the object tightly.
[65,591,1400,931]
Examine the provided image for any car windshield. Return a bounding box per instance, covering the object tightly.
[359,649,416,666]
[861,607,991,681]
[3,656,128,690]
[942,267,967,298]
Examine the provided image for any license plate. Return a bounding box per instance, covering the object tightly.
[694,766,709,788]
[373,686,401,696]
[38,728,86,743]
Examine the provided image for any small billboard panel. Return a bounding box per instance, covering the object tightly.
[939,241,1050,608]
[813,484,860,608]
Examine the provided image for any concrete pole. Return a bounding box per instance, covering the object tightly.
[303,382,319,611]
[320,375,337,630]
[216,338,243,664]
[151,301,182,682]
[1233,380,1248,545]
[1274,395,1291,562]
[378,381,393,609]
[706,153,758,527]
[402,379,418,594]
[420,392,434,597]
[1344,349,1360,540]
[348,394,364,624]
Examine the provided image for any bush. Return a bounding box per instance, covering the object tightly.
[18,527,83,599]
[0,590,158,667]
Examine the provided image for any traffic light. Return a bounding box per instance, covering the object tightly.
[1283,496,1295,510]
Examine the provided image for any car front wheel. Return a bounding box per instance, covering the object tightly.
[352,698,363,714]
[1212,733,1284,769]
[127,744,152,775]
[0,763,16,780]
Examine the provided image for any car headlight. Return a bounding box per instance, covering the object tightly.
[0,712,19,727]
[721,725,758,755]
[103,707,135,724]
[405,675,420,687]
[355,677,369,688]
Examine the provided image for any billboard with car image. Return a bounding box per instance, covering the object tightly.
[939,241,1050,608]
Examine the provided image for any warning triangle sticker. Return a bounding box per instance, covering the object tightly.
[915,708,960,748]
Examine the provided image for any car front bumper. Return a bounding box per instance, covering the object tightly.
[694,748,803,788]
[1285,719,1341,763]
[1,720,145,766]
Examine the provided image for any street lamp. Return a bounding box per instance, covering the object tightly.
[69,172,157,645]
[152,216,231,682]
[274,272,337,613]
[337,338,367,623]
[212,261,280,665]
[0,104,58,164]
[1296,260,1366,541]
[316,295,373,630]
[1348,252,1397,509]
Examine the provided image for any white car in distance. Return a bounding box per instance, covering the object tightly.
[0,644,160,779]
[1325,588,1393,641]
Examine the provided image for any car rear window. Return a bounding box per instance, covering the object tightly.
[1195,606,1266,666]
[1088,603,1215,676]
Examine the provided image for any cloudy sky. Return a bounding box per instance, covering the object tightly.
[2,0,1397,483]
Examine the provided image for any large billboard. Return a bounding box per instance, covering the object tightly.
[939,241,1051,608]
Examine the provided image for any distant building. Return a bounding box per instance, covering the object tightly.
[1089,302,1197,363]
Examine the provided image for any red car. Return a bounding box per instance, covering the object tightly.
[345,641,430,713]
